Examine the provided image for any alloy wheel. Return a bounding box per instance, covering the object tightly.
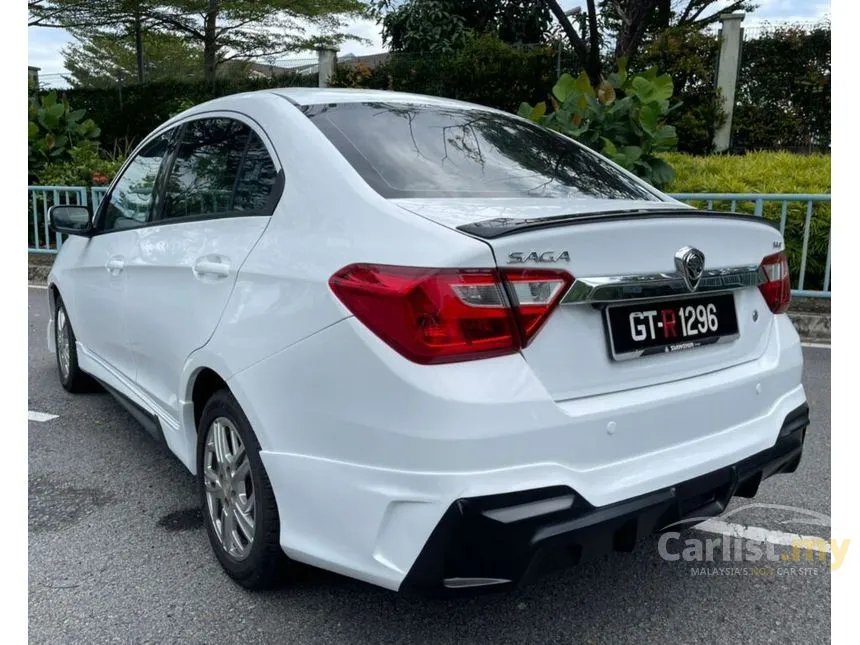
[56,306,71,381]
[203,417,255,561]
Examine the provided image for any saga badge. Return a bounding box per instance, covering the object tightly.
[507,251,570,264]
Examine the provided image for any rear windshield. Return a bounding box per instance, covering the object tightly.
[304,102,661,201]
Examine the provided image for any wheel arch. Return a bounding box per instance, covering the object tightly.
[190,367,230,432]
[180,349,272,472]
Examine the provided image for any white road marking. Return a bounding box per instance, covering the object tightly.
[28,284,49,290]
[695,519,831,553]
[28,411,59,422]
[801,342,831,349]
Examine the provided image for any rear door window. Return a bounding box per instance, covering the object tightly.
[234,132,279,212]
[160,118,278,221]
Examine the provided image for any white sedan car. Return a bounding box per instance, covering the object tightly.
[47,88,808,596]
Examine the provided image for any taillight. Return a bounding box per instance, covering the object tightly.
[329,264,572,364]
[759,251,791,314]
[501,268,572,345]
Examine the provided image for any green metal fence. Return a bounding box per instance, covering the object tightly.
[28,186,90,254]
[669,193,831,298]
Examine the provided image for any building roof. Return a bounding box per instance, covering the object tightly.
[339,53,391,69]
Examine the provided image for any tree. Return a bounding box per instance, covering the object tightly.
[636,26,725,153]
[28,0,136,28]
[30,0,369,84]
[600,0,756,59]
[328,0,768,89]
[371,0,553,54]
[531,0,755,86]
[63,31,204,87]
[142,0,368,83]
[30,1,154,82]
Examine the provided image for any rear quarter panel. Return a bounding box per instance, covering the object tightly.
[185,95,499,419]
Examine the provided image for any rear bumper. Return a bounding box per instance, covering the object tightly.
[400,402,809,597]
[238,314,805,592]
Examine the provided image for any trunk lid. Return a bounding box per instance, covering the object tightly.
[394,197,782,401]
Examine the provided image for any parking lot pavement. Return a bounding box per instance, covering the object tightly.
[28,287,831,644]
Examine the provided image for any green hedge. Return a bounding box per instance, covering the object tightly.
[635,24,829,155]
[664,152,831,291]
[733,24,830,152]
[46,74,317,149]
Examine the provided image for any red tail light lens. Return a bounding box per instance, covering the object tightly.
[501,268,573,345]
[329,264,572,364]
[759,251,791,314]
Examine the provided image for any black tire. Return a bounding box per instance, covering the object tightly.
[197,389,288,589]
[54,295,95,393]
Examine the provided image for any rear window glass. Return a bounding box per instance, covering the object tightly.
[304,102,660,201]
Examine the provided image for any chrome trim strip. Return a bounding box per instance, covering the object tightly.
[561,264,765,304]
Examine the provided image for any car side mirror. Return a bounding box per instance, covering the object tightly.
[49,204,93,237]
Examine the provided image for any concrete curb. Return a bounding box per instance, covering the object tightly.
[787,311,831,344]
[27,264,831,344]
[29,264,51,284]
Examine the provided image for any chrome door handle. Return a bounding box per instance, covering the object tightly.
[192,255,230,280]
[105,256,125,274]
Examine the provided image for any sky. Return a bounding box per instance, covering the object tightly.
[28,0,831,79]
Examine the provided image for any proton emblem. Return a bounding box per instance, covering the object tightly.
[674,246,705,292]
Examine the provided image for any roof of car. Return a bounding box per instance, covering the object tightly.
[267,87,495,111]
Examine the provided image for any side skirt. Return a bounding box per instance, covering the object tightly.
[96,378,166,446]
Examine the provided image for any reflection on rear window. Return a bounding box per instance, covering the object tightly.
[304,102,661,201]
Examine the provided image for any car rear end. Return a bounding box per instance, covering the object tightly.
[248,93,808,595]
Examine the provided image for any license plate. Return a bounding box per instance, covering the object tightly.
[605,293,739,360]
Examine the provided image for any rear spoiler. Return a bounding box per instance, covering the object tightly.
[456,208,778,239]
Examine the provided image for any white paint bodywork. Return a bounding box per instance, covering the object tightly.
[47,88,806,592]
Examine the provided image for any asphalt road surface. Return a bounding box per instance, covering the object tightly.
[28,286,832,644]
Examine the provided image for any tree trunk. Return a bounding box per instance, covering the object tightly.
[133,10,144,84]
[585,0,602,85]
[203,0,219,85]
[655,0,671,31]
[543,0,602,85]
[614,0,660,60]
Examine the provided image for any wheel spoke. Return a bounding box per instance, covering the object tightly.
[229,427,244,464]
[233,505,254,541]
[212,421,229,465]
[222,504,237,554]
[231,442,245,468]
[203,469,223,496]
[203,466,219,484]
[208,494,222,531]
[237,491,254,514]
[232,457,250,486]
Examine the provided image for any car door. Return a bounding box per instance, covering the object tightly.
[61,129,175,382]
[123,115,281,418]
